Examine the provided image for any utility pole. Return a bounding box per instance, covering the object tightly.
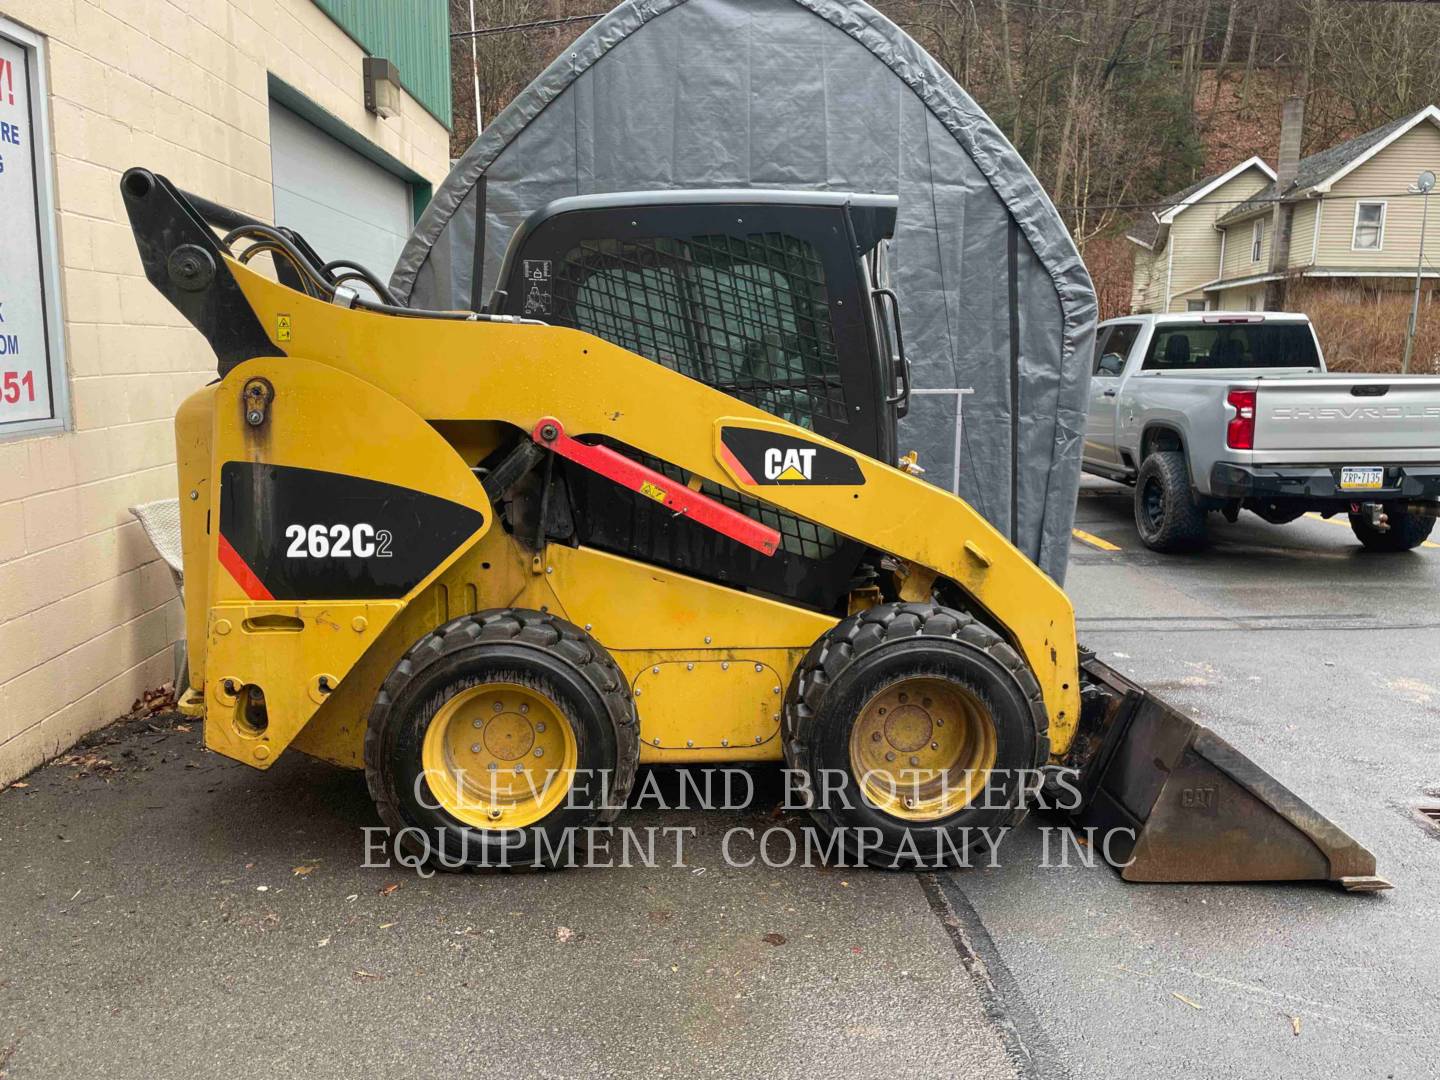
[1402,169,1436,375]
[469,0,482,134]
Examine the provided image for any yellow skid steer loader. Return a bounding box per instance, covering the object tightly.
[122,168,1385,888]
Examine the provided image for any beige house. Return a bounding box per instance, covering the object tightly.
[1129,105,1440,313]
[1209,105,1440,310]
[1127,156,1276,313]
[0,0,452,783]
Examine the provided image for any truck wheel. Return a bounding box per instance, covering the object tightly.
[1349,506,1436,552]
[783,603,1047,869]
[365,609,638,870]
[1134,451,1208,552]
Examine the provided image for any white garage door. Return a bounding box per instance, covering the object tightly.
[268,101,412,286]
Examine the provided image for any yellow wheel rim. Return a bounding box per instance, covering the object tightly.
[420,681,578,829]
[848,676,998,821]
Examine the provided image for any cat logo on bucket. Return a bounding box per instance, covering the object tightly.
[764,447,817,482]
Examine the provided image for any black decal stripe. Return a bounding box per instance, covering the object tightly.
[219,462,484,601]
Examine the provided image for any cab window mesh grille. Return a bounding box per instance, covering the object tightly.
[553,233,848,427]
[637,452,842,562]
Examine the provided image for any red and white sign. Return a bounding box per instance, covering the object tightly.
[0,32,55,428]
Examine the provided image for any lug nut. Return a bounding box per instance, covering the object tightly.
[473,718,483,728]
[885,751,896,762]
[470,743,480,754]
[535,721,546,733]
[872,732,882,742]
[930,742,939,750]
[534,748,543,758]
[922,697,932,708]
[487,762,498,771]
[493,701,503,712]
[898,693,908,704]
[520,703,529,714]
[909,756,920,766]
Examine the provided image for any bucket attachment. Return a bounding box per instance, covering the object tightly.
[1067,655,1389,892]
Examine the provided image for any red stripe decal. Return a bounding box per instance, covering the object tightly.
[718,440,757,486]
[218,533,275,600]
[532,418,779,557]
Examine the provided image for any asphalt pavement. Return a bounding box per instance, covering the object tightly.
[1,475,1436,1079]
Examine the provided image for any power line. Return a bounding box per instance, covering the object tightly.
[1055,188,1440,213]
[449,12,605,39]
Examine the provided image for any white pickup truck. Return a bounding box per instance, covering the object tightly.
[1082,312,1440,552]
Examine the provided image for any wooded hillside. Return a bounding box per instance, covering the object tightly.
[447,1,1440,317]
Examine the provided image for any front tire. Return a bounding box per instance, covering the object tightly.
[365,609,639,869]
[783,603,1047,869]
[1349,506,1435,552]
[1134,451,1208,552]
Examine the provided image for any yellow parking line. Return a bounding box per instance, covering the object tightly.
[1072,528,1121,552]
[1305,512,1440,549]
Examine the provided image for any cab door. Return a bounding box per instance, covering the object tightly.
[1085,322,1140,467]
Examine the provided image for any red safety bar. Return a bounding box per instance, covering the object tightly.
[530,418,780,557]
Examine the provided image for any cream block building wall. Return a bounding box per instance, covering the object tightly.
[0,0,450,783]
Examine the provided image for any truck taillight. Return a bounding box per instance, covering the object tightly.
[1226,388,1256,450]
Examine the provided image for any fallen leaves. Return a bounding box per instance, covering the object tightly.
[1289,1015,1302,1036]
[555,926,576,943]
[352,969,383,981]
[378,883,399,897]
[762,933,787,946]
[1171,992,1203,1010]
[53,752,116,779]
[292,865,317,877]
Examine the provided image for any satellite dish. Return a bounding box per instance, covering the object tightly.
[1419,170,1437,193]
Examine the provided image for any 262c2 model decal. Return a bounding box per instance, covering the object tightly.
[284,523,393,559]
[219,462,484,601]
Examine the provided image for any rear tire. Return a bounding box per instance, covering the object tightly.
[365,609,639,870]
[783,603,1047,869]
[1134,451,1208,552]
[1349,506,1435,552]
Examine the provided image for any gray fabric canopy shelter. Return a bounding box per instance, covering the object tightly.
[391,0,1096,582]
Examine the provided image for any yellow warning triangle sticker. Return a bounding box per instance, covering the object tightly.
[776,466,807,481]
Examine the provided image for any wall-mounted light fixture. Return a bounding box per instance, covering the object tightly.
[363,57,401,119]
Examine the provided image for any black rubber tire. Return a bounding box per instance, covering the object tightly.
[365,609,638,870]
[783,602,1048,869]
[1134,451,1208,552]
[1349,506,1436,552]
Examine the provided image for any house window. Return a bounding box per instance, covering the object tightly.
[1250,219,1265,263]
[1186,300,1207,312]
[1352,202,1386,251]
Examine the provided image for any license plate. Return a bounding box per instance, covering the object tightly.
[1340,466,1384,490]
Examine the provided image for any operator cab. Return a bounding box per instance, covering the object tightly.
[489,190,909,611]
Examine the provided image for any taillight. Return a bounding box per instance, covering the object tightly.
[1227,389,1256,450]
